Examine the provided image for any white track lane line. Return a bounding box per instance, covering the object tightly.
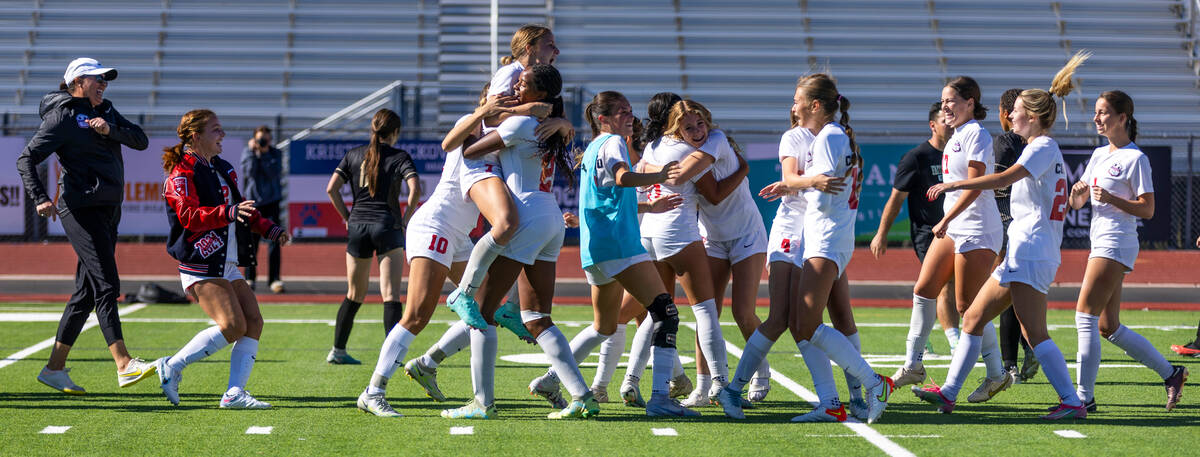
[0,303,147,370]
[707,324,916,457]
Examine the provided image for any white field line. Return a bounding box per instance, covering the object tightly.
[449,426,474,435]
[651,428,678,436]
[683,323,916,457]
[0,304,147,370]
[39,426,70,434]
[1053,430,1086,438]
[245,426,273,435]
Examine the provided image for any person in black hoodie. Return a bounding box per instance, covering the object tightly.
[154,109,287,408]
[15,57,154,395]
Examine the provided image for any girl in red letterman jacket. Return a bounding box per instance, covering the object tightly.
[153,109,289,409]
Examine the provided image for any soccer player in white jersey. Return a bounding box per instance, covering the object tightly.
[446,24,565,331]
[723,74,895,423]
[894,76,1012,405]
[441,64,596,420]
[628,100,739,409]
[917,53,1092,419]
[722,102,864,421]
[353,87,511,416]
[1068,89,1187,412]
[527,91,702,417]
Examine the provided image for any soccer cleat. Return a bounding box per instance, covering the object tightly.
[1007,365,1023,385]
[620,380,645,407]
[591,386,609,403]
[529,372,568,409]
[717,386,745,419]
[668,373,694,399]
[220,389,271,409]
[890,365,927,389]
[967,372,1014,403]
[37,367,85,395]
[1170,342,1200,357]
[548,394,600,419]
[326,348,361,365]
[447,289,487,330]
[440,399,497,419]
[404,358,446,402]
[710,384,754,409]
[154,357,181,406]
[747,378,771,403]
[680,387,711,407]
[1020,350,1041,381]
[847,398,870,421]
[493,300,535,344]
[357,391,402,417]
[1048,397,1097,413]
[791,404,848,423]
[1041,402,1087,420]
[865,375,894,423]
[1164,365,1188,412]
[117,357,157,388]
[912,384,955,414]
[646,394,701,417]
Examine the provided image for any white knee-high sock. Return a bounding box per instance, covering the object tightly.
[593,324,626,389]
[731,330,774,392]
[650,346,676,397]
[227,336,258,391]
[981,321,1005,379]
[469,325,498,406]
[940,332,981,401]
[537,325,589,399]
[1108,324,1174,379]
[367,326,416,394]
[905,294,938,368]
[420,320,472,368]
[945,327,961,351]
[168,326,229,372]
[624,314,654,383]
[1033,339,1082,406]
[809,325,879,392]
[691,299,729,383]
[797,339,840,407]
[1075,312,1101,402]
[844,332,864,401]
[545,325,609,383]
[461,233,506,292]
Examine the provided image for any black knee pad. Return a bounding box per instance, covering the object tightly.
[648,294,678,349]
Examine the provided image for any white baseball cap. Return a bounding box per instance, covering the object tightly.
[63,57,117,84]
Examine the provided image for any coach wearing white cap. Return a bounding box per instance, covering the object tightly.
[15,57,156,395]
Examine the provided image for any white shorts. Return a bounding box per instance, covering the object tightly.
[584,253,653,286]
[459,153,502,202]
[705,225,767,264]
[767,225,804,267]
[405,223,472,268]
[802,249,853,278]
[503,213,566,264]
[1089,246,1136,273]
[950,230,1002,254]
[991,255,1059,294]
[641,236,699,261]
[180,261,244,291]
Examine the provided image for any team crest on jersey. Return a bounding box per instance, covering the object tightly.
[75,114,90,128]
[952,141,961,153]
[1108,163,1123,177]
[194,231,225,258]
[171,177,188,197]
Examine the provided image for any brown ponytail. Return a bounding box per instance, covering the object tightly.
[163,109,216,173]
[796,74,860,167]
[364,109,402,197]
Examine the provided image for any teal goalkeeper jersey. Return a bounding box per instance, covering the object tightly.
[579,134,646,268]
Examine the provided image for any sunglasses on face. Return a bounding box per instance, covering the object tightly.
[88,74,108,84]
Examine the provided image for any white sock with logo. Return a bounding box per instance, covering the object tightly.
[420,320,471,369]
[168,326,228,372]
[368,326,416,394]
[227,336,258,391]
[1108,324,1174,379]
[691,299,729,384]
[623,314,654,384]
[981,321,1006,379]
[537,325,590,399]
[905,294,938,368]
[797,339,840,408]
[1033,339,1082,407]
[1075,312,1101,402]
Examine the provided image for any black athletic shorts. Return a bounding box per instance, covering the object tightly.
[912,225,935,263]
[346,223,404,258]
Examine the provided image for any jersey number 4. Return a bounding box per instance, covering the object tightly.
[427,234,449,254]
[1050,178,1069,221]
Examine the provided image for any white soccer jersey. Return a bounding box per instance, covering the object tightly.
[943,119,1001,236]
[801,122,860,257]
[1007,136,1068,263]
[487,61,524,97]
[639,136,706,240]
[412,115,482,237]
[1079,143,1153,250]
[773,126,813,231]
[496,115,559,216]
[697,130,762,242]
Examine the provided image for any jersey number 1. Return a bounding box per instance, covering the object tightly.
[1050,178,1069,221]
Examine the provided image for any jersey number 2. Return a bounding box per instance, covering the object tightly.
[1050,178,1069,221]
